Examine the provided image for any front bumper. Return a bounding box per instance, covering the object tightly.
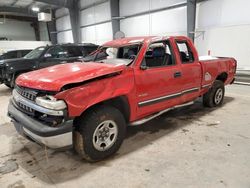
[8,100,73,149]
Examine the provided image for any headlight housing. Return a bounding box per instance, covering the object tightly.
[35,95,67,110]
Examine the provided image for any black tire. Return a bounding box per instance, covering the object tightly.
[73,106,126,162]
[203,80,225,107]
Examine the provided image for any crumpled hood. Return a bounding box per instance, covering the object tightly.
[16,62,126,91]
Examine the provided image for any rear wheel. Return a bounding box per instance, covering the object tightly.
[73,106,126,162]
[203,80,225,107]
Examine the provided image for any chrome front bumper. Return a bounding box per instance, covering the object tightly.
[8,100,73,149]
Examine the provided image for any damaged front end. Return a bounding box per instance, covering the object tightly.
[8,85,73,149]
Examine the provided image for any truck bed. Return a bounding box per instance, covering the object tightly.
[200,56,236,86]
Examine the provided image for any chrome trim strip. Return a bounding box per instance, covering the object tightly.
[138,92,182,107]
[138,87,199,107]
[202,84,211,88]
[182,87,199,94]
[13,89,64,116]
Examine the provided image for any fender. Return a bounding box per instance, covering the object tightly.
[55,68,138,120]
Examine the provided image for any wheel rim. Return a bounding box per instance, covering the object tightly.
[92,120,118,151]
[214,88,223,105]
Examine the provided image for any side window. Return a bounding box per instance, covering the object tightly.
[143,41,175,68]
[6,51,17,59]
[82,46,98,57]
[64,46,83,57]
[176,41,194,63]
[46,46,66,58]
[17,51,22,58]
[21,50,30,57]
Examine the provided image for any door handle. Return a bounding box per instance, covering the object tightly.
[174,71,182,78]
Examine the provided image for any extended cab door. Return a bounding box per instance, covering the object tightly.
[134,40,182,118]
[174,39,202,103]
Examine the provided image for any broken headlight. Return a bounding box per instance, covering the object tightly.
[35,95,67,110]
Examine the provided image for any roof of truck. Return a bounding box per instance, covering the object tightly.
[103,36,158,47]
[103,36,189,47]
[55,43,98,47]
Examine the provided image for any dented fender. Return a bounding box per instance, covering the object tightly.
[55,68,138,120]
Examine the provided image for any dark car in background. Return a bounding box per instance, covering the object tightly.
[0,43,98,88]
[0,49,32,60]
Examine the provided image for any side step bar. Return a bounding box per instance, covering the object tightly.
[130,101,194,126]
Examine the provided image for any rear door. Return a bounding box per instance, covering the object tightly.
[135,40,182,118]
[175,40,202,103]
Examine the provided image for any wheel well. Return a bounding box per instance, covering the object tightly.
[216,72,228,83]
[102,96,130,122]
[74,96,130,126]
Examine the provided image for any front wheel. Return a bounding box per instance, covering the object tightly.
[73,106,126,162]
[203,80,225,107]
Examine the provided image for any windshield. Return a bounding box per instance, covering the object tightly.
[83,44,141,65]
[24,47,45,59]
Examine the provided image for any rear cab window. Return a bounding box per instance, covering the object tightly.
[176,41,194,63]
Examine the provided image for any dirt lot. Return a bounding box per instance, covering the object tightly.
[0,84,249,188]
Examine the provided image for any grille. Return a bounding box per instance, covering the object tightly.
[17,101,34,115]
[16,86,37,101]
[13,85,65,126]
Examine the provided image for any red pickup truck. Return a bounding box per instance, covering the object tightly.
[8,36,236,161]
